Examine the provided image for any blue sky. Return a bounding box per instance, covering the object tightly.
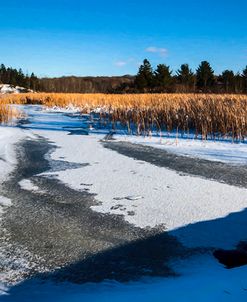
[0,0,246,77]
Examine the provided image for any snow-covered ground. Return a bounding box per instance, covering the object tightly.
[0,84,33,94]
[1,254,247,301]
[0,105,247,301]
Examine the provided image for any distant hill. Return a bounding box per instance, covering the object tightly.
[38,75,135,93]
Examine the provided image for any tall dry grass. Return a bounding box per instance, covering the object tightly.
[1,93,247,140]
[0,103,20,123]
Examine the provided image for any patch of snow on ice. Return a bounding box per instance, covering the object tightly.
[35,130,247,249]
[44,104,81,113]
[115,135,247,165]
[0,196,12,219]
[0,196,12,208]
[18,179,44,193]
[0,127,28,183]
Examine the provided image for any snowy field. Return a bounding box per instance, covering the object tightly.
[0,105,247,301]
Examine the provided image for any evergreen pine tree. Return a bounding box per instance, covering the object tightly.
[196,61,215,91]
[176,64,195,91]
[0,64,6,83]
[135,59,154,91]
[242,66,247,93]
[220,70,235,93]
[154,64,173,92]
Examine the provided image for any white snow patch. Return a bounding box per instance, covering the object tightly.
[44,105,81,113]
[34,130,247,249]
[18,179,44,193]
[0,196,12,208]
[0,127,29,183]
[0,196,12,217]
[0,84,33,94]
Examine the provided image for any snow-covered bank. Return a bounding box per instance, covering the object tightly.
[0,127,29,293]
[0,84,33,94]
[114,134,247,165]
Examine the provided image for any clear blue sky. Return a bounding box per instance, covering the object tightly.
[0,0,246,77]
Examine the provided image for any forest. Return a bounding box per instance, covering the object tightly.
[0,61,247,94]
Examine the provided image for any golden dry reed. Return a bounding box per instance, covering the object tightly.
[0,103,20,123]
[1,93,247,140]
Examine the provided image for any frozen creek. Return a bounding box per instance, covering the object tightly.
[0,105,247,301]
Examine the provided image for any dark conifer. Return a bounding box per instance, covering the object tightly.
[196,61,215,91]
[134,59,154,91]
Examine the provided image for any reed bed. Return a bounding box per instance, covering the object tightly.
[0,103,20,123]
[1,93,247,141]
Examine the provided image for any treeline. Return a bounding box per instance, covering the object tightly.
[38,60,247,93]
[0,64,40,90]
[1,61,247,94]
[131,59,247,94]
[0,63,134,93]
[39,75,134,93]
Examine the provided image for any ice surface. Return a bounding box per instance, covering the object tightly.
[1,105,247,301]
[114,135,247,165]
[35,130,247,250]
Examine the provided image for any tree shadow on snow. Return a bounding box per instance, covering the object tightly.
[1,206,247,300]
